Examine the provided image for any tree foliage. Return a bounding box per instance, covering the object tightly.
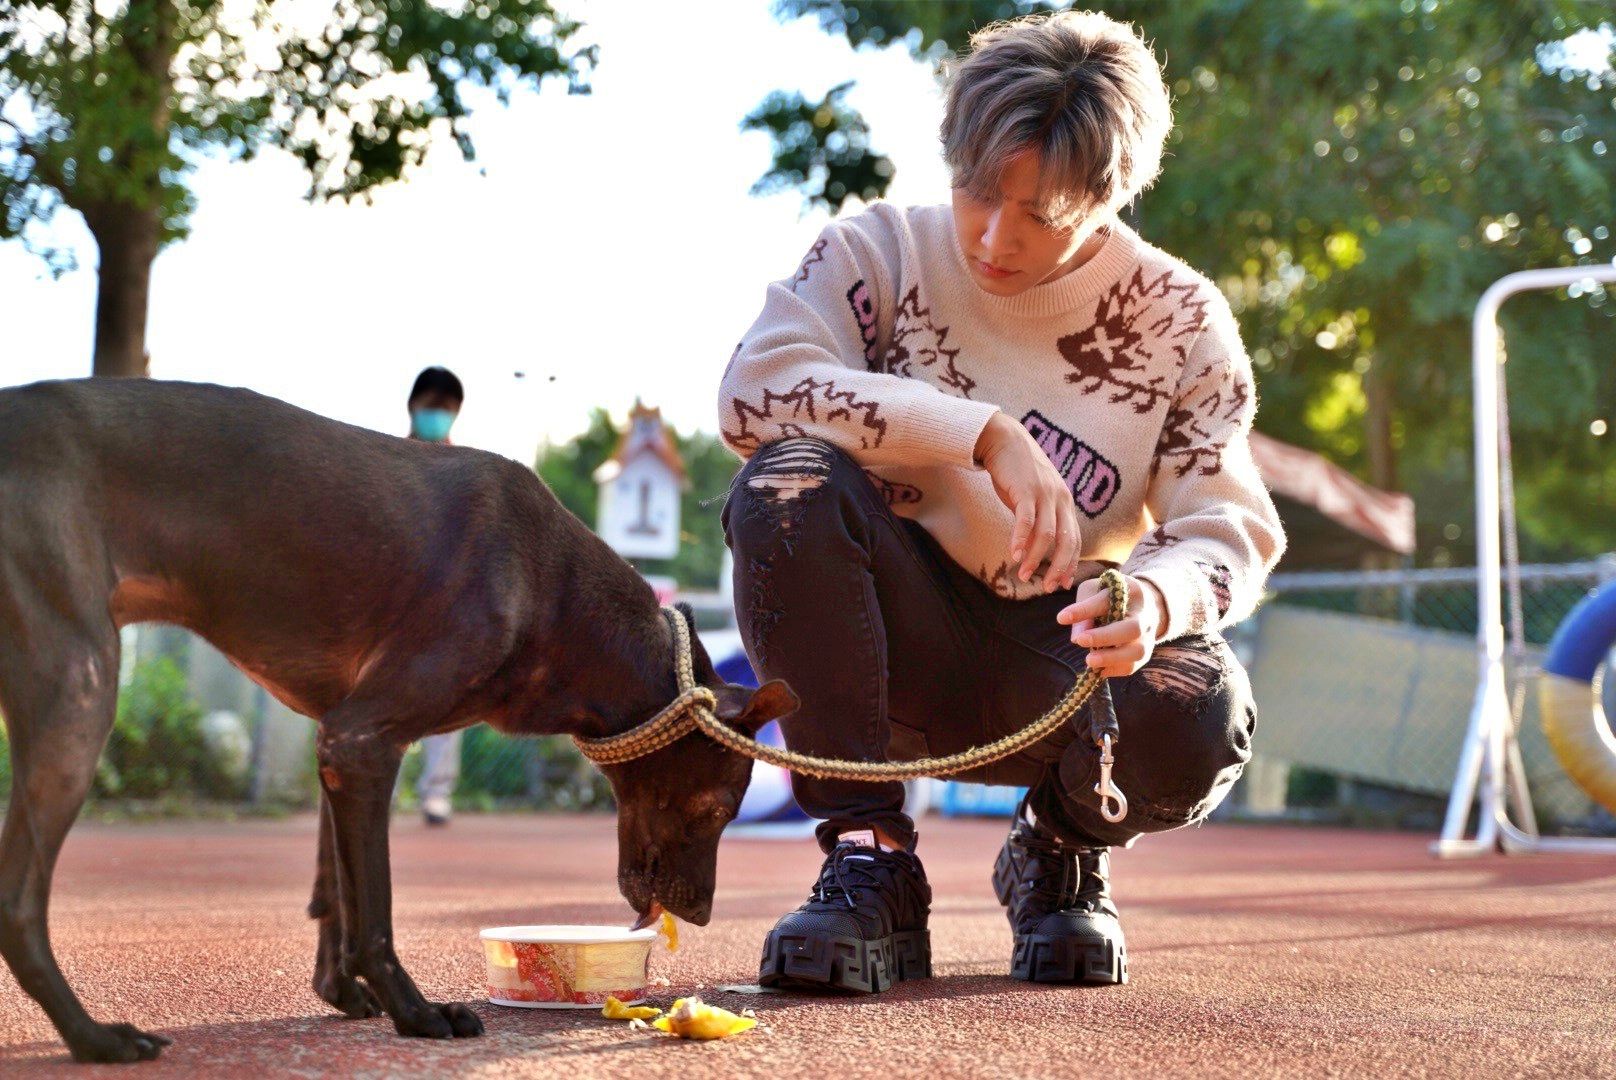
[743,79,893,213]
[753,0,1616,565]
[1,0,593,372]
[2,0,593,253]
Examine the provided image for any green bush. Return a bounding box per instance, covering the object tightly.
[1285,766,1340,808]
[456,728,612,811]
[459,725,531,799]
[97,657,243,801]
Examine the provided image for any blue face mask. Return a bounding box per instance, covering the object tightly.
[411,408,456,442]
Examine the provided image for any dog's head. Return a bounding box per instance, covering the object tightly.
[599,605,799,928]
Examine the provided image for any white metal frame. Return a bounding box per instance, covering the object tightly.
[1433,264,1616,857]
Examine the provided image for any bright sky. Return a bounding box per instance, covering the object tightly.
[0,0,954,463]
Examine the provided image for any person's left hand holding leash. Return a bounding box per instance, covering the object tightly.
[1057,574,1168,677]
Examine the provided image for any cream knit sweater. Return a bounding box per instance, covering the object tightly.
[717,202,1285,639]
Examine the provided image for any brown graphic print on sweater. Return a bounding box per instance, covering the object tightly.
[885,285,978,398]
[1057,267,1212,414]
[724,376,890,454]
[791,239,828,293]
[1153,356,1252,480]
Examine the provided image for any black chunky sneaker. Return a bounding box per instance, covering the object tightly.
[759,832,932,993]
[992,806,1127,984]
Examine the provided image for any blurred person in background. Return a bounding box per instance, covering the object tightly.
[406,366,465,826]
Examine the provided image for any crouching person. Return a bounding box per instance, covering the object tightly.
[715,10,1285,993]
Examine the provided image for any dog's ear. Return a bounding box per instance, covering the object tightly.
[712,679,800,735]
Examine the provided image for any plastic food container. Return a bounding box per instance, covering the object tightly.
[480,925,659,1009]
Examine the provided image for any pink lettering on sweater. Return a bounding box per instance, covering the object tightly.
[1022,409,1121,518]
[846,280,879,365]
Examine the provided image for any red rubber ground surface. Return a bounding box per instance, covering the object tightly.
[0,815,1611,1078]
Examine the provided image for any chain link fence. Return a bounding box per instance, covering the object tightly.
[1233,557,1616,833]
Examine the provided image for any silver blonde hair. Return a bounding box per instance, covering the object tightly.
[940,10,1173,224]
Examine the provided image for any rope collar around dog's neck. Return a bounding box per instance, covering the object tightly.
[570,571,1132,824]
[570,608,716,766]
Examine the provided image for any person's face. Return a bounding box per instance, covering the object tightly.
[951,148,1110,298]
[409,390,461,441]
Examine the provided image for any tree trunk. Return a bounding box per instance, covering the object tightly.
[1361,354,1400,574]
[86,205,160,377]
[1364,354,1397,493]
[83,0,174,378]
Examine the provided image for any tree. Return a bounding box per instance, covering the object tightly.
[742,79,892,213]
[1,0,593,376]
[534,406,618,530]
[535,409,741,591]
[750,1,1616,563]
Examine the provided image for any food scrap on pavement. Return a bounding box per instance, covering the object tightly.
[651,997,757,1040]
[602,996,662,1021]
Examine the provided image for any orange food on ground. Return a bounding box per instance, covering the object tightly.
[651,997,756,1040]
[602,996,662,1021]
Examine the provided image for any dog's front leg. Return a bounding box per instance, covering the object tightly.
[316,722,483,1040]
[308,789,382,1018]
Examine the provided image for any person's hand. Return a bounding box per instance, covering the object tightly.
[1057,574,1168,678]
[973,412,1080,593]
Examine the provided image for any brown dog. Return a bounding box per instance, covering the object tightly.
[0,378,796,1063]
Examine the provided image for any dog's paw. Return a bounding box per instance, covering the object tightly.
[68,1021,172,1063]
[315,971,383,1019]
[392,1002,485,1039]
[442,1003,485,1037]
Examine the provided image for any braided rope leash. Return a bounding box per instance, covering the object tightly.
[574,569,1131,822]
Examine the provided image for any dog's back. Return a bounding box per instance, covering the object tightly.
[2,377,461,531]
[0,378,571,716]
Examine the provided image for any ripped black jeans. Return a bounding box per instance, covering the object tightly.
[720,437,1257,855]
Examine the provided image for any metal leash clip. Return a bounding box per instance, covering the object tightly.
[1094,732,1128,823]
